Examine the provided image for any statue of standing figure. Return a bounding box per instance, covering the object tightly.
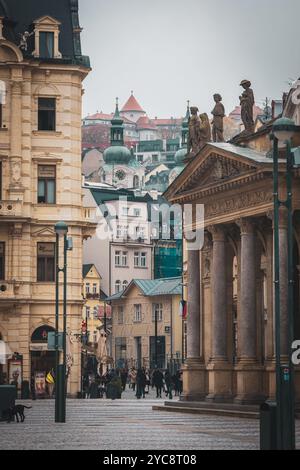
[211,94,225,142]
[188,108,212,156]
[239,80,255,133]
[188,106,201,155]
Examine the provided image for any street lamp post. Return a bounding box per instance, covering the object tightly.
[54,221,68,424]
[271,117,300,450]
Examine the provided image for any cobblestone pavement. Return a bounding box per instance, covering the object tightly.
[1,393,300,450]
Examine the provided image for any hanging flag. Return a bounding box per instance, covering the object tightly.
[179,300,187,319]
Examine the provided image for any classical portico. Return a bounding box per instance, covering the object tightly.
[165,142,300,404]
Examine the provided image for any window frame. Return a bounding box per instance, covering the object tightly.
[0,242,5,281]
[38,97,56,132]
[37,165,56,204]
[134,304,142,323]
[37,242,55,283]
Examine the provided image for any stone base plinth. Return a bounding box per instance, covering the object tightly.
[206,361,233,403]
[234,362,265,405]
[181,358,206,402]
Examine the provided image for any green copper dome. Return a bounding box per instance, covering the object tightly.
[104,145,131,164]
[174,147,187,164]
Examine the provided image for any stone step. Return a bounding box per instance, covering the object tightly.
[153,404,259,419]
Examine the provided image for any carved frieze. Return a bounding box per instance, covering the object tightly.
[205,190,273,218]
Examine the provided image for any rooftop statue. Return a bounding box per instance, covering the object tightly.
[199,113,212,147]
[239,80,255,133]
[211,94,225,142]
[187,106,202,156]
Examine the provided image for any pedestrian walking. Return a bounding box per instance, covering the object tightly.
[129,367,137,392]
[120,369,128,392]
[152,368,164,398]
[136,369,146,399]
[164,370,173,399]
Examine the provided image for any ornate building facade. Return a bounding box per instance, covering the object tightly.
[0,0,94,396]
[165,96,300,404]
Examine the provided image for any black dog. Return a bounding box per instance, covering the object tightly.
[5,405,32,423]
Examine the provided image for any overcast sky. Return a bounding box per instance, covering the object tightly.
[79,0,300,119]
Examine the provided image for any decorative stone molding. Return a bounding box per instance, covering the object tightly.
[207,224,226,242]
[205,190,273,218]
[9,223,23,238]
[236,218,255,235]
[32,16,62,59]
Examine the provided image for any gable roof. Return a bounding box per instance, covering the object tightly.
[121,94,144,113]
[106,277,182,301]
[82,263,101,279]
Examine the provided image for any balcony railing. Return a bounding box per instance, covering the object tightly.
[0,200,22,218]
[85,293,100,300]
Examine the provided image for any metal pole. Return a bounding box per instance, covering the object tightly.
[55,234,60,423]
[286,140,295,449]
[155,306,158,368]
[61,234,67,423]
[273,136,282,449]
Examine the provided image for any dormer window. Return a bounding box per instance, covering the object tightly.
[33,16,62,59]
[39,32,54,59]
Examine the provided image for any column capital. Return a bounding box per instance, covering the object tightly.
[236,217,255,235]
[207,224,226,242]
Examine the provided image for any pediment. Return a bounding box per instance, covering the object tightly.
[164,143,269,201]
[32,227,55,238]
[34,16,61,26]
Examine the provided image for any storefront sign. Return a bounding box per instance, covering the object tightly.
[35,372,46,397]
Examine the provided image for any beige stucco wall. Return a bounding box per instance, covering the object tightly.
[0,38,94,396]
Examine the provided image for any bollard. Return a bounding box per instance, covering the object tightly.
[260,402,277,450]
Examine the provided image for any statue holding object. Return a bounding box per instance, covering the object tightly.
[239,79,255,133]
[211,94,225,142]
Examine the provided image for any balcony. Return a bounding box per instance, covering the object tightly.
[112,236,150,246]
[0,200,23,219]
[85,293,100,300]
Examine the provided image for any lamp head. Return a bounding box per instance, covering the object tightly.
[272,117,297,145]
[55,221,68,238]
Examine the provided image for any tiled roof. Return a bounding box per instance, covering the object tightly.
[208,142,279,163]
[106,277,182,301]
[85,113,135,125]
[121,94,144,113]
[151,118,182,126]
[136,116,157,131]
[228,105,264,121]
[82,264,94,278]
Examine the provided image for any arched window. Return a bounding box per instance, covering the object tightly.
[122,280,128,290]
[115,280,121,293]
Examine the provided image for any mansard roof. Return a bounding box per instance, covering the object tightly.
[4,0,89,66]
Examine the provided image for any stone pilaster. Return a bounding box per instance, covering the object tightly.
[235,218,264,404]
[206,225,232,402]
[278,206,289,359]
[181,246,206,401]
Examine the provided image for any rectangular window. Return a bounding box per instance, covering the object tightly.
[141,252,147,267]
[134,304,142,323]
[152,303,163,322]
[134,252,139,268]
[133,208,141,217]
[86,306,90,319]
[85,283,90,294]
[117,306,124,325]
[93,306,99,319]
[38,98,56,131]
[39,32,54,59]
[38,165,56,204]
[0,242,5,280]
[92,283,97,294]
[122,207,129,216]
[37,243,55,282]
[115,337,127,362]
[122,252,127,266]
[116,226,122,239]
[115,251,121,266]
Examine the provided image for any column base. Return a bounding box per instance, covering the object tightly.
[206,360,233,403]
[234,360,265,405]
[181,358,206,402]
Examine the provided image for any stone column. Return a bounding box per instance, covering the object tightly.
[181,245,206,401]
[235,218,264,404]
[207,225,232,402]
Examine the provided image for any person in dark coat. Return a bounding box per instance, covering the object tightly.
[164,370,173,399]
[152,369,164,398]
[120,369,128,392]
[136,369,146,399]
